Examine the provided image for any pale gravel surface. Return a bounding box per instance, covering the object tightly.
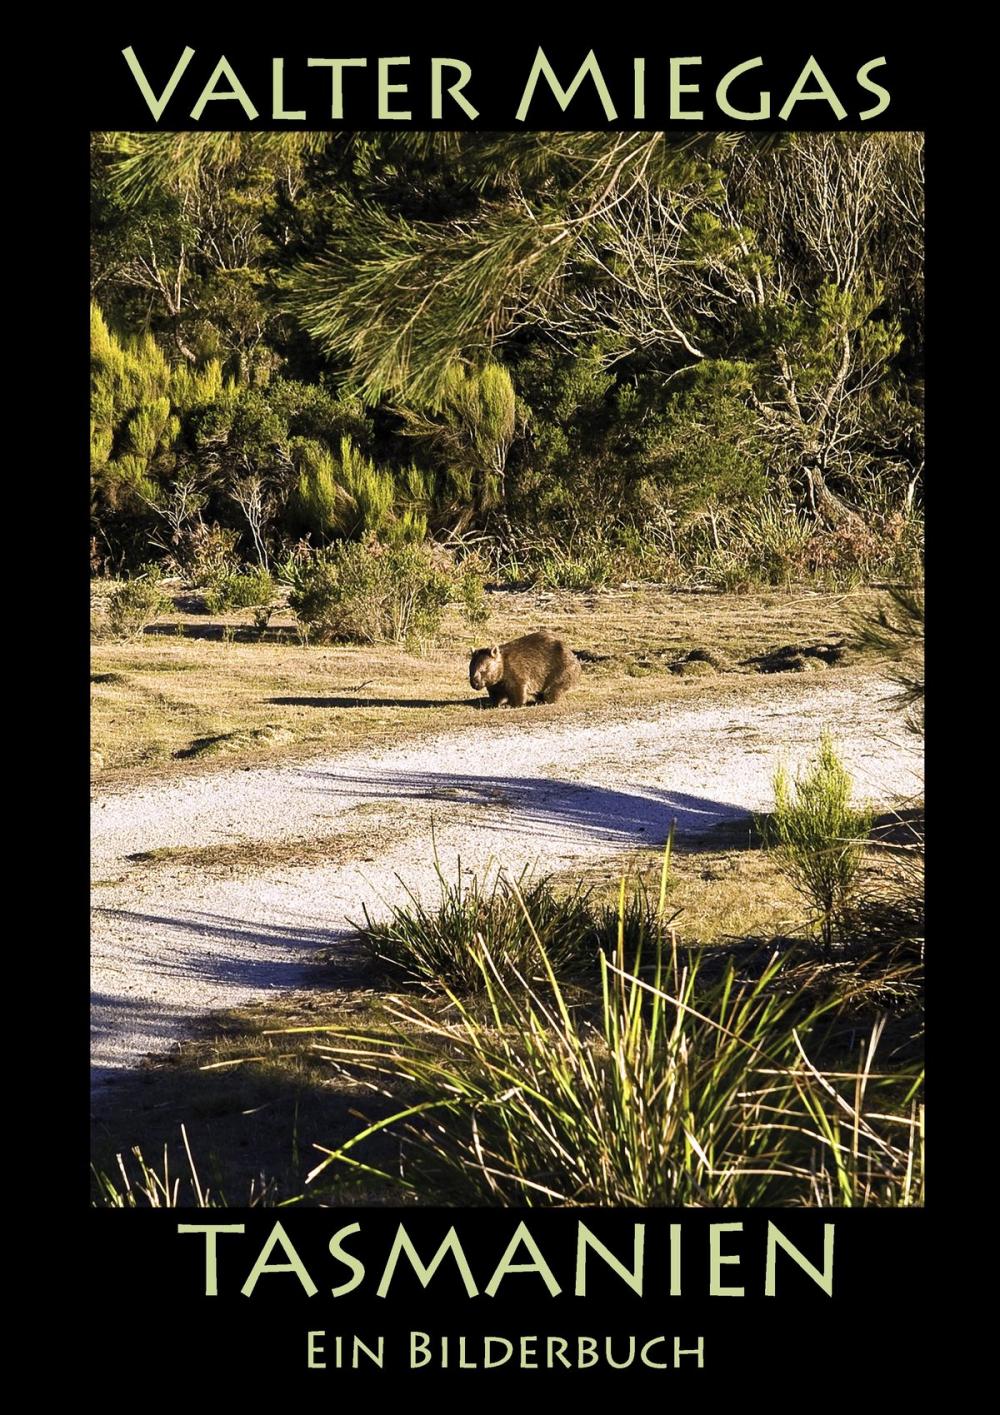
[91,672,922,1097]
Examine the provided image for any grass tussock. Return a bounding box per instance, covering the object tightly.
[294,828,923,1209]
[357,843,676,994]
[303,896,922,1207]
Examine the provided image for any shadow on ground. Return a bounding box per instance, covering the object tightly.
[269,696,483,709]
[90,992,202,1046]
[300,768,750,846]
[145,622,300,643]
[93,909,357,976]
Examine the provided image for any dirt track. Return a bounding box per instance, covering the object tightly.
[91,670,922,1095]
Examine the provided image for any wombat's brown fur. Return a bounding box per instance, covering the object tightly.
[469,631,581,708]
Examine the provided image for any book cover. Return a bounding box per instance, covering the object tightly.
[82,31,929,1387]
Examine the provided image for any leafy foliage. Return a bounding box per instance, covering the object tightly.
[92,131,924,585]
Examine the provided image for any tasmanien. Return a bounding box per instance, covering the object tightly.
[178,1219,835,1299]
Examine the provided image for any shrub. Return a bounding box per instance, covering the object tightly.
[202,567,278,626]
[288,540,475,648]
[761,734,874,949]
[289,436,426,543]
[182,522,241,587]
[107,571,171,640]
[289,438,343,539]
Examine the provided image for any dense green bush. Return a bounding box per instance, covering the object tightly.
[287,540,482,648]
[202,567,278,630]
[107,571,171,640]
[91,130,923,589]
[88,300,923,593]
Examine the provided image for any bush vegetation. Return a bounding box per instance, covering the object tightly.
[285,539,485,648]
[202,567,277,617]
[106,570,171,640]
[358,850,675,994]
[91,132,923,594]
[761,736,875,950]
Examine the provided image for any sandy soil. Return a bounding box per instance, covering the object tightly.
[91,670,923,1096]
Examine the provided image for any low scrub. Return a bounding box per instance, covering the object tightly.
[535,543,616,591]
[286,539,486,648]
[479,495,923,594]
[106,571,170,640]
[203,567,278,629]
[176,522,241,588]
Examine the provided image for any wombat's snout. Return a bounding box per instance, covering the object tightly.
[469,646,499,691]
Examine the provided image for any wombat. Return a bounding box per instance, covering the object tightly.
[469,631,581,708]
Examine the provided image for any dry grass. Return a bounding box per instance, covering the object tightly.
[557,817,803,947]
[91,584,884,782]
[107,822,409,878]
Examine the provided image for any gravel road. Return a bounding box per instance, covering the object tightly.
[91,671,922,1096]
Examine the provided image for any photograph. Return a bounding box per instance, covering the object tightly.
[85,39,926,1382]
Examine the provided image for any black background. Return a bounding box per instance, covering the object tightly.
[72,29,939,1390]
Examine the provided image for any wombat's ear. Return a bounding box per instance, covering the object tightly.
[490,645,501,657]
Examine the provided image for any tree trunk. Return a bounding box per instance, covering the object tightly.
[803,464,866,533]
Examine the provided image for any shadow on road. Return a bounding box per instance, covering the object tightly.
[298,768,750,846]
[93,908,355,972]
